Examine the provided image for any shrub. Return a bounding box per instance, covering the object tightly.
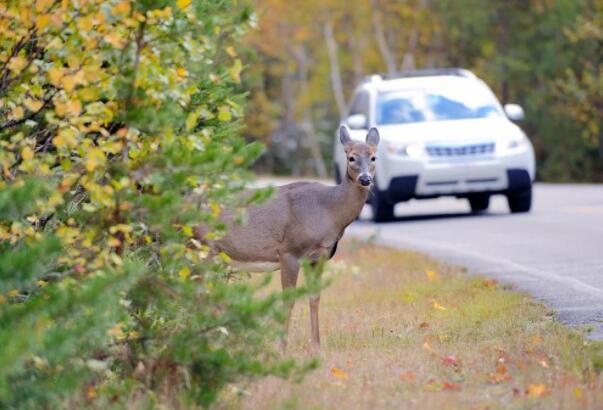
[0,1,314,407]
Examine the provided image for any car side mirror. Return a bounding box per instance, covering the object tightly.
[347,114,368,130]
[504,104,525,122]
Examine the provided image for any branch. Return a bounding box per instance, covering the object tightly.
[323,21,347,120]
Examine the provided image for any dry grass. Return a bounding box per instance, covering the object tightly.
[219,239,603,410]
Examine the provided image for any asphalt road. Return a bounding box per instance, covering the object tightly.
[347,183,603,339]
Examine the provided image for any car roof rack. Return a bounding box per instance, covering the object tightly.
[363,68,478,83]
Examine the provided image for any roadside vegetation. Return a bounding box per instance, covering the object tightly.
[0,1,315,408]
[224,240,603,409]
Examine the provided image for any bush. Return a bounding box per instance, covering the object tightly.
[0,1,314,407]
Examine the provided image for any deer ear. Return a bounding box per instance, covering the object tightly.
[366,127,380,146]
[339,125,352,146]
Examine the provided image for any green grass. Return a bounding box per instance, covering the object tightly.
[219,239,603,410]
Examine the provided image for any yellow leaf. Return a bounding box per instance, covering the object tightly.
[109,224,132,234]
[108,324,125,339]
[86,386,96,400]
[218,252,231,263]
[105,33,125,49]
[10,106,24,120]
[330,367,349,379]
[217,107,232,122]
[85,148,106,172]
[111,1,131,16]
[225,46,237,57]
[24,99,44,112]
[210,202,221,217]
[178,266,191,280]
[77,16,94,31]
[8,56,27,73]
[228,58,242,83]
[426,270,437,281]
[573,387,583,399]
[61,75,77,92]
[35,14,51,31]
[526,383,547,397]
[36,0,54,12]
[53,127,78,148]
[176,0,192,10]
[21,147,34,161]
[107,237,121,247]
[66,99,82,116]
[7,289,19,298]
[48,67,63,86]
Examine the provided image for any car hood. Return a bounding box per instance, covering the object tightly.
[375,117,525,146]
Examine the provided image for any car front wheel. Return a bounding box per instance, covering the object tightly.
[468,193,490,213]
[507,186,532,213]
[370,187,395,223]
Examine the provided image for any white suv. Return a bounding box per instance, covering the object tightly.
[333,68,535,222]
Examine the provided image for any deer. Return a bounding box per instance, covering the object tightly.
[195,126,380,350]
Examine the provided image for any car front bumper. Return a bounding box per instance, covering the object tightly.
[379,148,535,202]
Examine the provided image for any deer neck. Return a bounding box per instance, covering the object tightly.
[328,171,369,230]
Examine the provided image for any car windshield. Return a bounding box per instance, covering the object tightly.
[376,83,502,125]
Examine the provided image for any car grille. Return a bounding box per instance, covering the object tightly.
[426,142,495,157]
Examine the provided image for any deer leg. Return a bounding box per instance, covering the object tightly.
[308,261,322,349]
[279,253,299,353]
[309,293,321,348]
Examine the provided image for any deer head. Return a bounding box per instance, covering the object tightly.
[339,126,380,188]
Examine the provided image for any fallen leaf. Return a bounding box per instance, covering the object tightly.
[399,370,416,382]
[443,382,461,391]
[330,367,349,379]
[488,372,512,383]
[86,385,96,400]
[526,383,547,397]
[442,355,460,367]
[418,321,430,329]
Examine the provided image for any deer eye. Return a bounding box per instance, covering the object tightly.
[348,156,355,162]
[371,156,376,162]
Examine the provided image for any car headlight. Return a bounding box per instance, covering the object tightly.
[386,142,425,158]
[405,144,424,158]
[505,136,528,151]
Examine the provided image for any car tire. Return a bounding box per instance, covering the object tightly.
[370,187,395,223]
[507,186,532,213]
[468,194,490,213]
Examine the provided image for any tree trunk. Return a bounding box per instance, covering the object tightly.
[323,21,347,120]
[281,65,300,176]
[400,0,428,71]
[369,0,397,75]
[292,46,328,178]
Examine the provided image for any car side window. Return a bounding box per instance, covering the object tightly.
[348,91,370,119]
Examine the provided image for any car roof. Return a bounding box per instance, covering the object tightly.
[369,75,484,93]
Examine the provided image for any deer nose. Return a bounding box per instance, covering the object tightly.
[358,174,372,186]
